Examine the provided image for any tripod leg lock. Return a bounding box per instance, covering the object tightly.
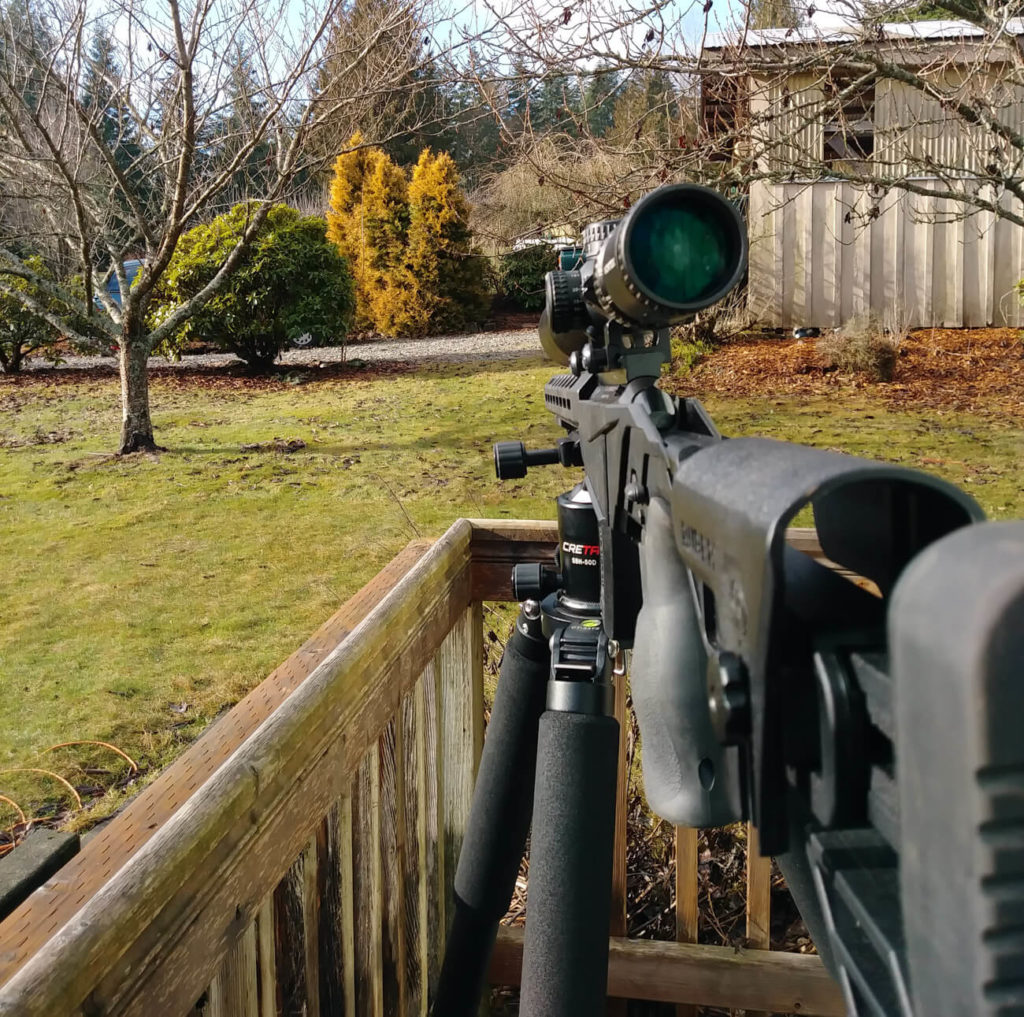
[547,622,615,716]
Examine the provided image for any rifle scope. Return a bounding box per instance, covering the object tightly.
[540,183,747,364]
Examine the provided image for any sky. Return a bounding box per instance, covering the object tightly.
[439,0,751,67]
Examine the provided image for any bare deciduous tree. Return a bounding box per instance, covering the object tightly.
[467,0,1024,226]
[0,0,454,452]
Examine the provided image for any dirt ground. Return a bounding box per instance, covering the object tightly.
[677,326,1024,418]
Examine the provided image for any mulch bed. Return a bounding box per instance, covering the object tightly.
[672,327,1024,418]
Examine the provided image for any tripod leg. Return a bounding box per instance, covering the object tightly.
[432,607,550,1017]
[519,708,620,1017]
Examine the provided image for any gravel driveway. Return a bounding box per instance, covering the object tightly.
[27,327,541,372]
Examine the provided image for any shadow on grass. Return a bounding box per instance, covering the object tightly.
[4,353,548,391]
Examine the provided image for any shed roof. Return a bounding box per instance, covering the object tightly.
[704,17,1024,50]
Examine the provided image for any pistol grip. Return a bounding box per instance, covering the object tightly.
[630,498,743,828]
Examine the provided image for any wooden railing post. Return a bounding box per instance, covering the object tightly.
[436,600,485,932]
[745,820,774,1017]
[674,826,699,1017]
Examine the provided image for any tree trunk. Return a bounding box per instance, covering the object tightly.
[118,318,162,454]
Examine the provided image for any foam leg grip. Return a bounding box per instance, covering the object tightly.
[432,620,550,1017]
[519,711,620,1017]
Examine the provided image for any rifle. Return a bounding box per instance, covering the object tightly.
[434,184,1024,1017]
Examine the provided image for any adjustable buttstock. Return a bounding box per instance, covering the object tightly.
[629,498,744,828]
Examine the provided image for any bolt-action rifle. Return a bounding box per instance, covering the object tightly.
[434,184,1024,1017]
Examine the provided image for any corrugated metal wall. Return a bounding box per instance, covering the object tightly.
[747,178,1024,328]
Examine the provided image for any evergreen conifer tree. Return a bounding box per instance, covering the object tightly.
[326,135,409,327]
[381,149,489,336]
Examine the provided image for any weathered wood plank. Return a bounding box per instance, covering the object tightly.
[745,822,773,1017]
[194,973,225,1017]
[0,540,434,990]
[273,838,314,1017]
[272,865,303,1014]
[746,180,776,321]
[489,928,844,1016]
[353,750,383,1017]
[674,826,699,1017]
[255,897,276,1017]
[218,921,259,1017]
[436,601,484,928]
[316,805,347,1017]
[0,521,473,1017]
[400,681,428,1016]
[746,822,772,951]
[303,835,321,1017]
[379,720,406,1017]
[339,795,358,1015]
[420,662,444,998]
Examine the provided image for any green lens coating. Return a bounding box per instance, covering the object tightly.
[627,199,736,305]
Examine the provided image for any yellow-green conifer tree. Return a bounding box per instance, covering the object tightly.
[379,149,490,337]
[326,134,408,328]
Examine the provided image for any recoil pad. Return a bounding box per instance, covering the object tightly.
[630,497,743,827]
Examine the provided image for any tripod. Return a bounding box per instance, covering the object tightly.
[432,453,621,1017]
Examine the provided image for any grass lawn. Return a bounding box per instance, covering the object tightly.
[1,352,1022,827]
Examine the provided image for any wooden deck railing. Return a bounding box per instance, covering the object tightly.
[0,519,844,1017]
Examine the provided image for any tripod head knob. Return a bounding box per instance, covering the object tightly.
[512,563,561,603]
[494,439,583,479]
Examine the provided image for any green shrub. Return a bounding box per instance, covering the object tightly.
[152,203,355,367]
[819,314,900,381]
[495,245,556,311]
[0,256,64,372]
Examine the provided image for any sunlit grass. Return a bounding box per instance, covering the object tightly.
[1,358,1021,824]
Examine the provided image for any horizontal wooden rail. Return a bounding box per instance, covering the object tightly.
[0,521,475,1016]
[491,928,845,1015]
